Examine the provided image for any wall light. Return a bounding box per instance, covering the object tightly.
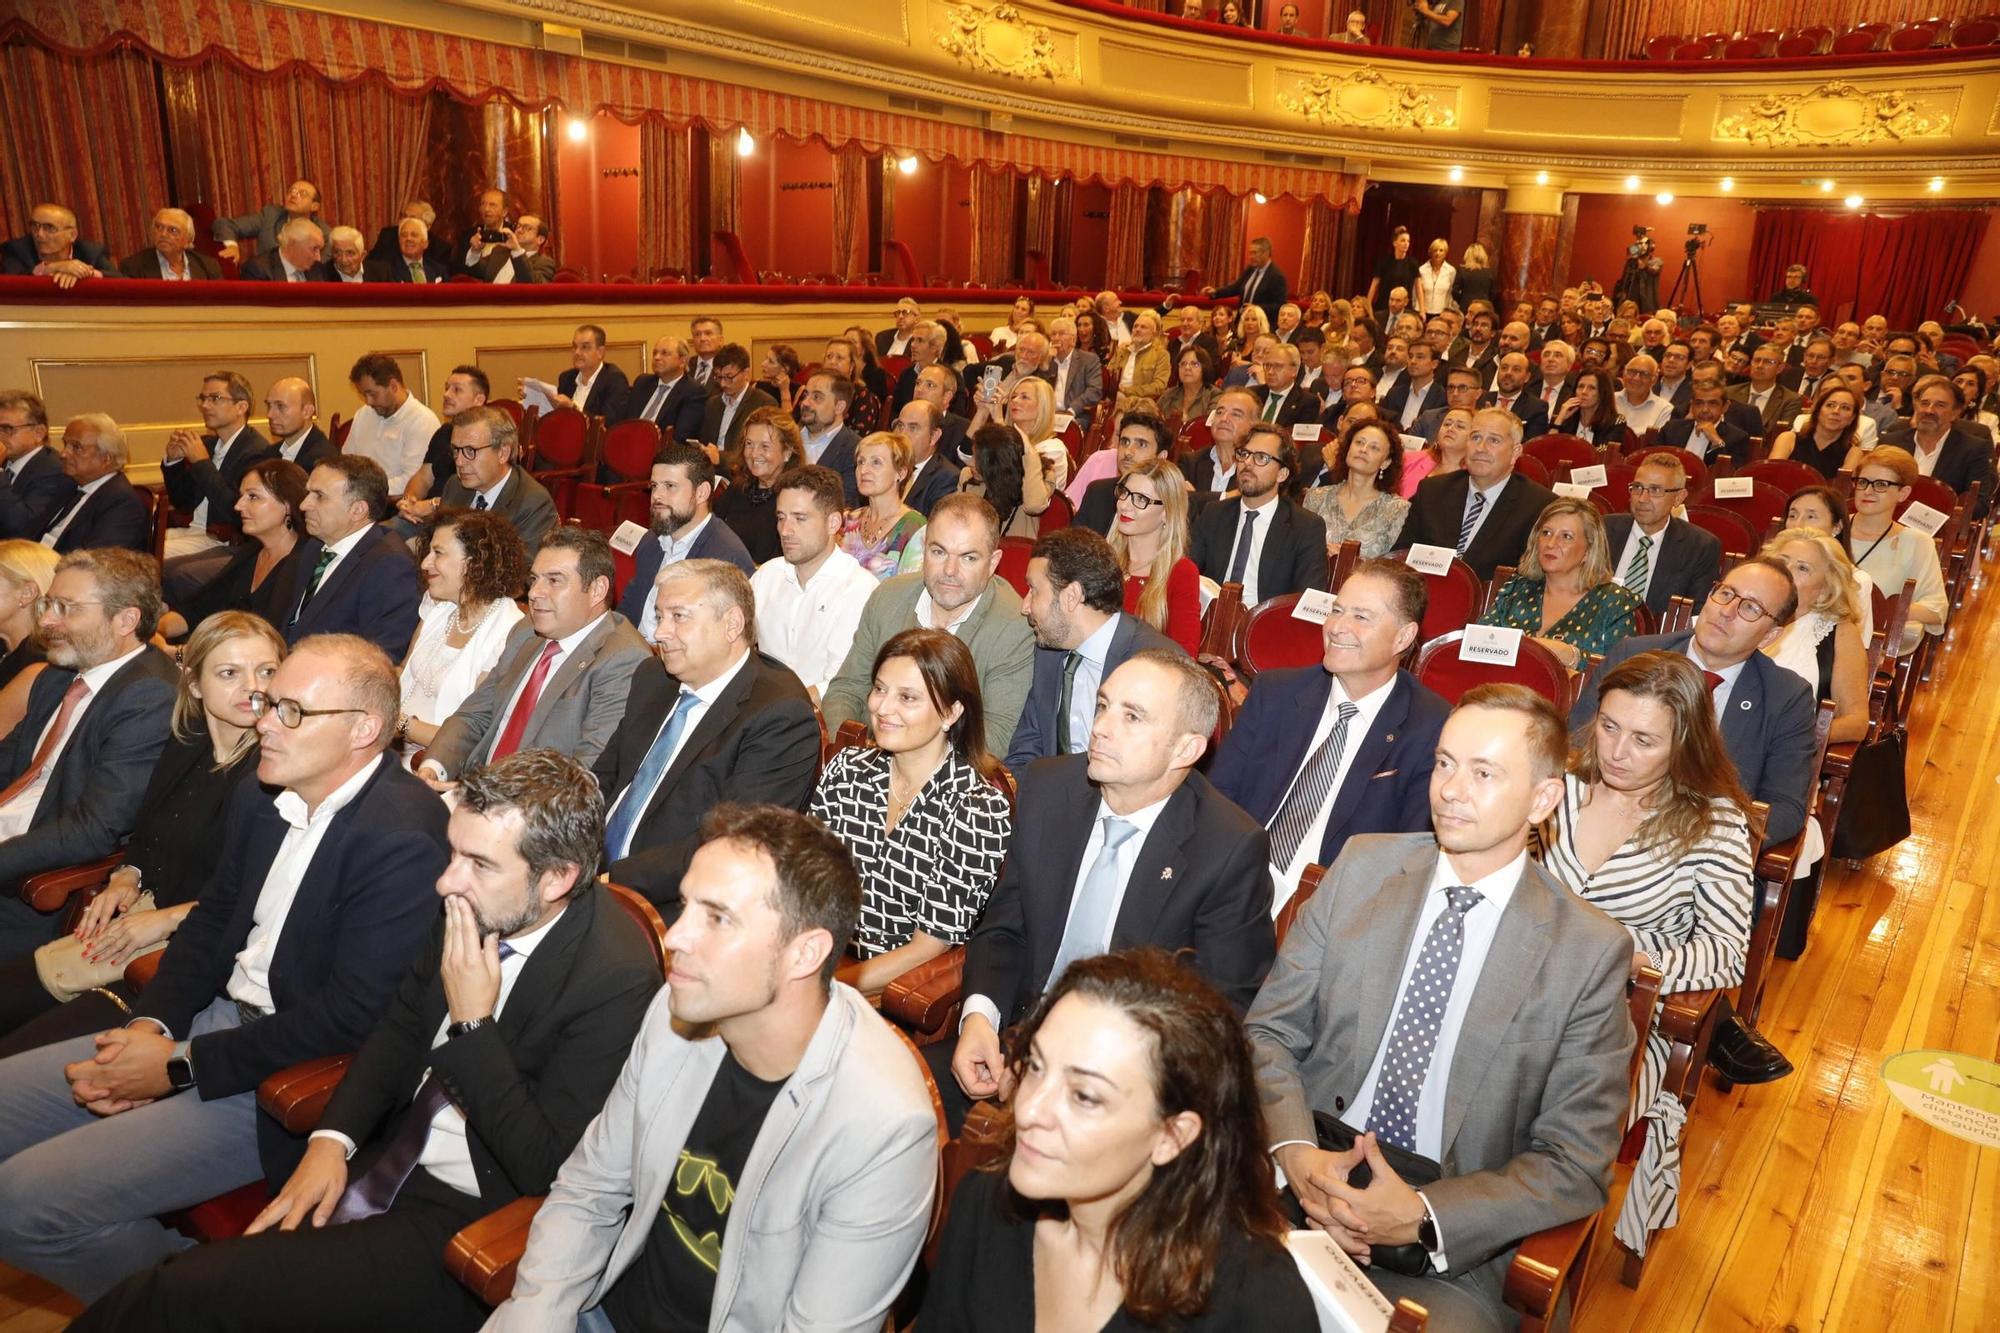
[735,127,756,157]
[1535,170,1549,186]
[1253,192,1267,204]
[1623,174,1641,191]
[564,117,588,144]
[1719,176,1735,192]
[1819,179,1834,192]
[1447,165,1464,183]
[1844,194,1865,210]
[1929,176,1946,192]
[1655,191,1675,206]
[897,154,920,176]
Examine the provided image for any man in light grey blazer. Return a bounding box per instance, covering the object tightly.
[1247,686,1635,1330]
[422,527,655,784]
[486,805,938,1333]
[428,406,558,558]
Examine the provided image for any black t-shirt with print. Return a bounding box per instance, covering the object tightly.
[600,1052,786,1332]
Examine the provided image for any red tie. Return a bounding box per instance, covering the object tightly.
[490,641,560,760]
[1703,670,1724,692]
[0,677,90,807]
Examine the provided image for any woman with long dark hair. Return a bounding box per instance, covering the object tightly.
[1551,367,1625,445]
[920,948,1316,1330]
[959,421,1050,539]
[1766,384,1863,478]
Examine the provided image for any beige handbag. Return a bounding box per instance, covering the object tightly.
[32,890,165,1002]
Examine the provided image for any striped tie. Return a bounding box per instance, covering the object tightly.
[1267,701,1360,871]
[1457,490,1486,555]
[1622,533,1653,593]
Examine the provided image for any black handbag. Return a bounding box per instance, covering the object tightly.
[1830,727,1910,861]
[1310,1112,1442,1277]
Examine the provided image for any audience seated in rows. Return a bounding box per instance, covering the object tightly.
[364,217,445,284]
[392,365,488,528]
[1189,416,1331,602]
[344,353,441,496]
[617,441,758,635]
[39,414,152,554]
[615,334,706,442]
[1882,374,1995,518]
[1477,497,1644,669]
[696,343,770,461]
[1395,405,1555,581]
[1605,451,1721,622]
[161,370,275,559]
[239,218,332,283]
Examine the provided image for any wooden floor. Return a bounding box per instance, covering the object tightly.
[4,584,1998,1332]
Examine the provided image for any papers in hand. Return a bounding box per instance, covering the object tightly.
[521,378,559,414]
[1287,1230,1393,1333]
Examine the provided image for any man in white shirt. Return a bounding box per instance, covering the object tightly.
[750,466,879,702]
[1374,335,1410,404]
[115,209,220,282]
[324,226,367,283]
[161,370,273,557]
[1613,354,1675,435]
[0,635,448,1303]
[1095,291,1133,343]
[342,353,442,495]
[615,443,758,636]
[550,324,630,420]
[1248,687,1634,1328]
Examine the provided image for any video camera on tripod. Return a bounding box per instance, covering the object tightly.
[1683,222,1712,257]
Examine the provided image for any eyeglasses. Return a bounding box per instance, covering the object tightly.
[1626,482,1686,498]
[195,393,234,405]
[1239,449,1281,469]
[1115,485,1162,510]
[1707,584,1774,623]
[451,443,501,461]
[0,423,38,437]
[35,597,105,618]
[248,691,367,729]
[1852,476,1902,493]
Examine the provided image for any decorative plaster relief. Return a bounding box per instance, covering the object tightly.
[1714,81,1954,146]
[935,2,1070,81]
[1279,67,1457,131]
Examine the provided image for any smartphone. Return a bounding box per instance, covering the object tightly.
[982,364,1004,399]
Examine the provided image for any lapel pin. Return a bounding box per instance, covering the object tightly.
[1385,732,1396,742]
[1160,867,1174,881]
[1739,699,1753,710]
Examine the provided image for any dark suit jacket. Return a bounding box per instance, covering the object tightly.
[1726,381,1803,437]
[279,523,424,661]
[1211,262,1289,328]
[163,426,274,525]
[939,412,973,466]
[275,425,338,475]
[1572,631,1816,845]
[1879,422,1996,518]
[116,248,223,281]
[697,386,778,456]
[238,251,333,283]
[1659,417,1752,470]
[1393,470,1557,582]
[1481,390,1551,440]
[1254,383,1323,433]
[617,372,706,444]
[437,466,559,557]
[1378,376,1446,429]
[616,516,759,624]
[0,236,114,276]
[964,756,1276,1021]
[1004,613,1182,779]
[559,364,631,422]
[43,471,152,553]
[361,254,443,284]
[0,648,179,893]
[1190,496,1330,602]
[321,883,660,1215]
[904,450,959,518]
[1073,476,1119,535]
[132,760,449,1177]
[366,226,452,273]
[600,653,823,907]
[1658,376,1693,414]
[806,426,862,505]
[1601,515,1720,620]
[1209,669,1449,868]
[0,446,78,540]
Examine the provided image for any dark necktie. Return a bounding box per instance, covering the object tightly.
[1267,701,1359,871]
[1367,886,1482,1152]
[1227,509,1261,585]
[1457,490,1486,555]
[1056,651,1083,754]
[293,547,338,621]
[328,942,516,1224]
[473,494,489,511]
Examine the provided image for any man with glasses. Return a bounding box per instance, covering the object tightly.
[1602,452,1720,622]
[1,203,114,289]
[1612,353,1674,435]
[423,407,557,557]
[1395,406,1555,581]
[1190,419,1330,605]
[1726,345,1801,438]
[1882,375,1996,519]
[117,209,221,282]
[1661,381,1751,467]
[895,399,958,518]
[39,415,151,554]
[0,548,177,956]
[1656,341,1694,414]
[1072,411,1177,534]
[1410,364,1485,445]
[284,455,423,660]
[0,390,77,540]
[161,371,275,559]
[1254,342,1321,433]
[695,344,775,463]
[394,365,489,521]
[1322,364,1378,435]
[0,633,448,1302]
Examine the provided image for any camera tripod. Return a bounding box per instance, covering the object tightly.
[1667,240,1706,317]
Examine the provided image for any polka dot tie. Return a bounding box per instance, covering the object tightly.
[1366,886,1483,1154]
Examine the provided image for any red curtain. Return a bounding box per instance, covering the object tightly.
[1748,208,1986,328]
[969,167,1019,287]
[1105,185,1148,292]
[0,41,169,259]
[638,120,695,278]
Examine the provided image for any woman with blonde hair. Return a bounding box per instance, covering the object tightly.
[1477,497,1644,666]
[1109,458,1200,651]
[1846,445,1948,653]
[841,430,927,578]
[0,541,60,737]
[1453,241,1496,312]
[1760,527,1871,743]
[1399,405,1472,497]
[1232,302,1270,347]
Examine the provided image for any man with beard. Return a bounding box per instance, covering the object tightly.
[616,442,756,639]
[1189,419,1330,605]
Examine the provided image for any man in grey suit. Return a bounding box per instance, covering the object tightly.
[212,180,327,263]
[1048,316,1105,429]
[820,495,1036,756]
[426,406,557,558]
[488,805,938,1332]
[1006,528,1180,779]
[420,527,656,785]
[1248,687,1635,1330]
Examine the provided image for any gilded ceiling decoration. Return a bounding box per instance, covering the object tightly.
[935,2,1069,82]
[1714,81,1953,146]
[1279,68,1457,132]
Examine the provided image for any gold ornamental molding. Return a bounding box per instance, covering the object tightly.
[1278,67,1458,132]
[934,2,1070,81]
[1714,81,1955,147]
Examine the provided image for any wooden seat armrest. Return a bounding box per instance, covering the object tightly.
[1821,740,1858,779]
[1659,988,1723,1046]
[256,1054,355,1135]
[447,1194,547,1306]
[1754,841,1797,885]
[21,852,127,912]
[586,478,652,498]
[530,465,591,484]
[123,951,164,990]
[1503,1214,1598,1320]
[881,947,965,1036]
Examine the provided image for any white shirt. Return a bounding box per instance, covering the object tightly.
[156,250,192,281]
[1053,355,1074,407]
[570,366,609,414]
[1612,518,1670,600]
[1686,640,1749,712]
[1062,613,1121,756]
[914,586,982,636]
[603,648,754,853]
[177,424,246,531]
[1201,447,1237,496]
[715,389,749,444]
[962,788,1175,1034]
[41,473,113,548]
[335,268,365,284]
[1414,262,1456,315]
[1398,377,1433,430]
[750,548,878,696]
[470,471,511,512]
[225,755,386,1012]
[1105,316,1132,344]
[1376,366,1406,403]
[1912,434,1945,476]
[344,393,442,494]
[280,258,311,283]
[0,644,147,838]
[637,517,713,641]
[1615,392,1674,435]
[1268,673,1395,912]
[7,445,46,480]
[1227,498,1279,604]
[277,428,318,464]
[802,424,843,465]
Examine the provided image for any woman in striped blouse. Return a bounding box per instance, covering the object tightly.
[810,627,1013,996]
[1534,650,1755,1261]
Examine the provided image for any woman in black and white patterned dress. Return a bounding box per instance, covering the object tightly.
[1534,650,1755,1260]
[811,627,1012,996]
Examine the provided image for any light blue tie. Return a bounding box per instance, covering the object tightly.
[1047,817,1139,989]
[604,691,701,861]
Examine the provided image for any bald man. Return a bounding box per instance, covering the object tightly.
[265,378,338,473]
[118,210,222,281]
[2,204,115,287]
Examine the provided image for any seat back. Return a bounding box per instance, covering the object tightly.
[487,398,525,432]
[1952,18,2000,46]
[1887,20,1942,49]
[995,535,1035,596]
[1691,478,1789,536]
[1898,475,1961,523]
[1660,593,1696,634]
[1564,460,1637,512]
[1742,458,1827,496]
[530,407,592,469]
[1633,445,1709,490]
[1175,417,1214,457]
[1037,489,1075,535]
[1830,27,1882,52]
[1526,434,1602,474]
[598,418,662,483]
[1233,593,1326,681]
[1684,502,1761,561]
[606,883,670,975]
[1414,630,1573,707]
[1391,550,1486,644]
[1274,863,1328,946]
[1514,453,1552,488]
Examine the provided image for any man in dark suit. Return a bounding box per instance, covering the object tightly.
[1480,352,1550,440]
[1007,528,1182,779]
[895,400,960,518]
[1072,411,1174,535]
[1409,365,1485,445]
[282,455,423,661]
[618,443,759,634]
[1726,344,1802,438]
[1572,557,1816,846]
[362,218,445,284]
[238,218,333,283]
[38,415,151,554]
[1205,236,1289,329]
[796,372,862,505]
[69,750,661,1333]
[943,649,1276,1128]
[1660,381,1752,469]
[1881,375,1996,519]
[0,548,176,956]
[599,559,823,909]
[1248,688,1635,1328]
[1,203,115,288]
[694,344,776,462]
[1447,306,1500,381]
[1656,342,1695,415]
[1379,341,1447,435]
[261,377,338,474]
[0,635,448,1302]
[1689,363,1764,440]
[117,209,222,282]
[161,370,273,558]
[1210,558,1449,913]
[1604,452,1721,622]
[0,390,77,539]
[617,334,706,444]
[1254,343,1323,435]
[1189,417,1330,605]
[427,406,557,557]
[366,203,453,275]
[1393,407,1557,581]
[910,364,973,464]
[1781,337,1837,404]
[875,297,922,359]
[550,324,630,420]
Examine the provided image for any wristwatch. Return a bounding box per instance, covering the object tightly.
[447,1016,491,1040]
[166,1041,195,1092]
[1416,1192,1440,1254]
